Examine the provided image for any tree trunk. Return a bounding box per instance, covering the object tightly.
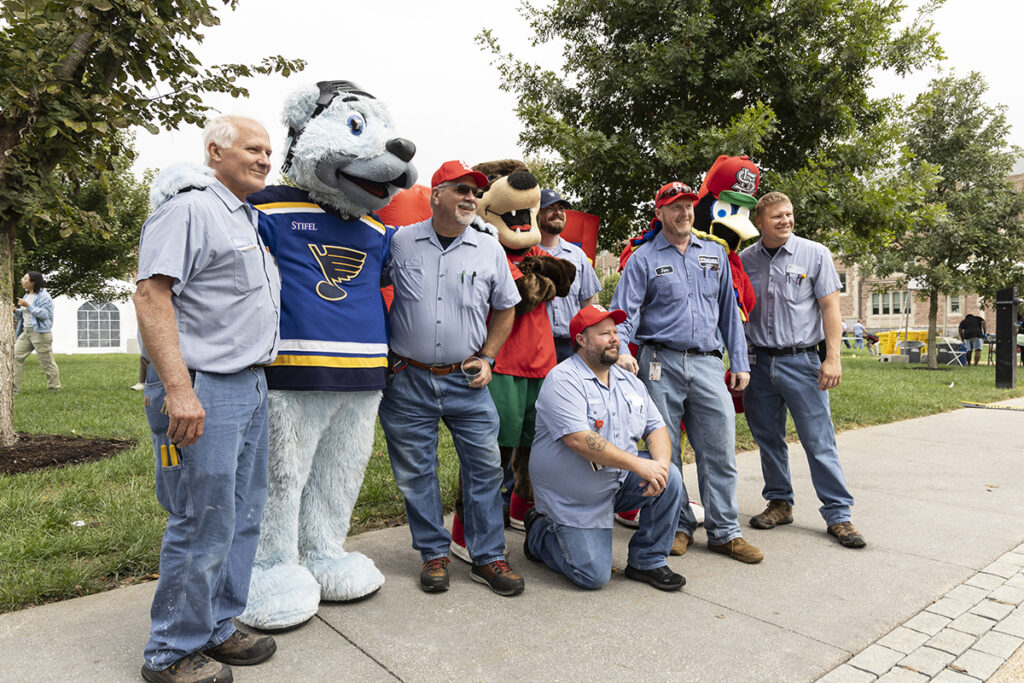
[927,288,939,370]
[0,219,16,446]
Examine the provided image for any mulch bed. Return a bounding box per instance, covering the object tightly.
[0,433,135,475]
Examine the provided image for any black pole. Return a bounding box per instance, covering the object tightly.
[995,286,1018,389]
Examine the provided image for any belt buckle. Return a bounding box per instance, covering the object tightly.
[429,363,453,376]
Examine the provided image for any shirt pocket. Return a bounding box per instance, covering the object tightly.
[232,236,264,293]
[586,398,610,435]
[784,274,814,303]
[625,392,647,438]
[460,273,488,308]
[394,257,425,302]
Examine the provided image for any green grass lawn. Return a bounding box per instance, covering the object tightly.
[2,351,1022,613]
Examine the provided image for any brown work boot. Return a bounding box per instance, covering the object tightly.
[471,559,525,596]
[749,500,793,529]
[420,556,451,592]
[669,531,693,556]
[141,652,232,683]
[708,537,764,564]
[203,630,276,666]
[827,521,867,548]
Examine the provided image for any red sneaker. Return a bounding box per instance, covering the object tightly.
[508,493,534,531]
[614,508,640,528]
[450,514,471,563]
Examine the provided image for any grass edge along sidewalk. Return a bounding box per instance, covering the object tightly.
[2,352,1022,614]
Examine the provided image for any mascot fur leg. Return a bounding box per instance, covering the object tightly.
[239,391,384,630]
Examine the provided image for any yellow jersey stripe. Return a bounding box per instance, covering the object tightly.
[271,354,388,369]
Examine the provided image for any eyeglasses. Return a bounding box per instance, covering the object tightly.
[656,184,694,203]
[436,183,482,198]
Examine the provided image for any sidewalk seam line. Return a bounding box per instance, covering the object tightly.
[315,614,404,681]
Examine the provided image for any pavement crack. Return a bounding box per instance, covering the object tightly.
[315,615,404,681]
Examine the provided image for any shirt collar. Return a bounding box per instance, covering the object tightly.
[758,235,795,256]
[208,180,248,214]
[569,353,617,390]
[414,218,479,250]
[654,229,703,251]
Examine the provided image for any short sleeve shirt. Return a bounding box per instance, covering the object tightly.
[386,219,520,364]
[136,180,281,373]
[529,355,665,529]
[740,234,841,348]
[538,238,602,338]
[610,230,749,371]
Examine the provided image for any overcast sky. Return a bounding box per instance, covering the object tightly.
[131,0,1024,184]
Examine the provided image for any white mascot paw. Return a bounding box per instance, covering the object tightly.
[306,551,385,603]
[238,563,321,630]
[149,163,214,209]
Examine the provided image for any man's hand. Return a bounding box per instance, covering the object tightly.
[729,371,750,392]
[469,360,493,389]
[164,385,206,447]
[616,354,639,375]
[818,356,842,390]
[634,457,669,497]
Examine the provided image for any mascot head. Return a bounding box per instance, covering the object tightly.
[281,80,418,217]
[693,155,761,252]
[472,159,542,253]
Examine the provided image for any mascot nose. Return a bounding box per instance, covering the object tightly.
[386,137,416,163]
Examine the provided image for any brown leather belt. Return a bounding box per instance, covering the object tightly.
[400,356,461,376]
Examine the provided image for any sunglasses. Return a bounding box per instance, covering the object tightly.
[656,184,695,203]
[437,183,483,198]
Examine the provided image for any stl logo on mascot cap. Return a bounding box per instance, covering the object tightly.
[693,154,762,251]
[697,155,760,201]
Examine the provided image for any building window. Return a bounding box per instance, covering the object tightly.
[838,271,847,292]
[949,294,961,314]
[77,301,120,348]
[871,291,910,316]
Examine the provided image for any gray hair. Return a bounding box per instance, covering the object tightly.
[202,116,242,165]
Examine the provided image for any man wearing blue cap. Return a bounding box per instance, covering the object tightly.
[537,189,602,363]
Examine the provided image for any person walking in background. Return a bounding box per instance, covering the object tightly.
[13,271,60,394]
[852,320,865,349]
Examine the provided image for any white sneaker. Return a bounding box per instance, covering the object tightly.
[130,382,145,391]
[690,499,705,526]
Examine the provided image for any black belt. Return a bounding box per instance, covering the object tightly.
[753,345,818,356]
[644,342,722,359]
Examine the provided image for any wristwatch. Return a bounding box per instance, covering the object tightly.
[478,355,495,367]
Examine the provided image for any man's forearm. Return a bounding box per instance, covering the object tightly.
[644,426,672,467]
[480,306,515,359]
[819,292,842,361]
[563,430,643,470]
[133,278,191,391]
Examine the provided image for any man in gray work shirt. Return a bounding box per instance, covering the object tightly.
[740,191,865,549]
[135,116,281,682]
[379,160,526,597]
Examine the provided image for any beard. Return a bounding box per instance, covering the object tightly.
[539,219,565,235]
[454,203,476,226]
[597,346,619,366]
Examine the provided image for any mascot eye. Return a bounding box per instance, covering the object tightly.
[711,199,737,220]
[347,114,365,136]
[736,206,750,219]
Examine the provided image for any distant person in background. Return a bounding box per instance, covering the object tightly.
[13,271,60,394]
[132,356,149,391]
[958,313,986,366]
[841,321,851,349]
[852,320,865,349]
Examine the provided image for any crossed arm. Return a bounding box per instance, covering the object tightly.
[561,425,673,496]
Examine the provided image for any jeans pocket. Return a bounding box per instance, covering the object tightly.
[144,381,170,437]
[154,446,186,516]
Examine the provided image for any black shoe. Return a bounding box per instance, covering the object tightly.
[202,630,276,666]
[624,564,686,591]
[419,556,451,592]
[522,508,543,562]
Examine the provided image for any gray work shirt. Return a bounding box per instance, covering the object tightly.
[136,180,281,373]
[610,229,749,371]
[538,238,602,339]
[530,354,665,529]
[740,234,842,348]
[385,219,520,365]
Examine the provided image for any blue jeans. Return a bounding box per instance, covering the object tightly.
[143,366,269,670]
[379,365,506,564]
[743,349,854,525]
[527,460,682,589]
[638,346,741,544]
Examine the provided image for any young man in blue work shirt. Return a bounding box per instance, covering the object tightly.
[610,181,763,564]
[740,191,865,549]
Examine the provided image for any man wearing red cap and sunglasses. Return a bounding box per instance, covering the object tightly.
[610,181,763,564]
[379,160,527,596]
[524,305,685,591]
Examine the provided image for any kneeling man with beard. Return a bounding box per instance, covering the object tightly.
[523,305,685,591]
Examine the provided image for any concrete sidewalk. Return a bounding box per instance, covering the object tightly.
[2,400,1023,682]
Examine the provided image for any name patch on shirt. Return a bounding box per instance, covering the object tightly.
[655,265,674,276]
[697,255,721,271]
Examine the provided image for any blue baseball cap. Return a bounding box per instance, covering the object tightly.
[540,189,572,209]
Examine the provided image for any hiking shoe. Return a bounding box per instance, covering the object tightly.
[614,508,640,528]
[827,521,867,548]
[669,531,693,556]
[624,564,686,592]
[420,556,451,593]
[141,652,232,683]
[471,559,525,596]
[522,507,543,562]
[749,500,793,529]
[708,537,764,564]
[203,630,276,666]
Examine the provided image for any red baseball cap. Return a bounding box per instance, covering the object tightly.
[570,305,627,340]
[654,181,699,208]
[697,155,760,201]
[431,160,489,189]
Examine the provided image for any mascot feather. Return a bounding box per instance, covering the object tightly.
[149,80,418,629]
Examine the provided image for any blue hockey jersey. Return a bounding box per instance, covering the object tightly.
[250,186,394,391]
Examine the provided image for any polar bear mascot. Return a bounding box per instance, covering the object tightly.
[150,80,418,630]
